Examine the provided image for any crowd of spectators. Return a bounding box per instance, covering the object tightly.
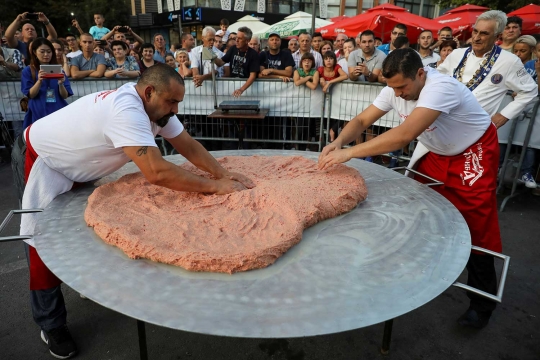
[1,9,539,178]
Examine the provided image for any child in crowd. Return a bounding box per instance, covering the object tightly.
[317,51,348,141]
[220,19,231,43]
[318,51,348,93]
[293,52,319,90]
[89,13,110,40]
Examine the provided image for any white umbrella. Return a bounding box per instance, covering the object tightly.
[256,11,333,39]
[227,15,271,34]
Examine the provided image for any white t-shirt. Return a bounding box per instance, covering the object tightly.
[190,45,228,77]
[373,67,491,156]
[337,58,349,75]
[29,83,184,182]
[437,47,538,119]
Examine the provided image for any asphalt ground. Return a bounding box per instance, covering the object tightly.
[0,159,539,360]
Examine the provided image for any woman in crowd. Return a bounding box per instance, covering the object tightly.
[51,39,70,77]
[130,47,140,62]
[524,40,539,87]
[165,53,176,69]
[514,35,537,65]
[175,49,192,78]
[139,43,156,74]
[104,40,140,78]
[21,37,72,130]
[293,53,319,90]
[430,40,457,68]
[319,41,333,57]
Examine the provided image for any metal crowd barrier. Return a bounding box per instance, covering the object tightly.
[1,78,384,153]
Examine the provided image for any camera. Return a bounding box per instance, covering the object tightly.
[26,13,39,20]
[117,26,129,33]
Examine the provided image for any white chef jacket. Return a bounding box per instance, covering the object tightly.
[437,47,538,119]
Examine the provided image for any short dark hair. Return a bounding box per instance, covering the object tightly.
[110,40,128,50]
[226,38,236,46]
[439,26,452,33]
[322,50,337,66]
[360,30,375,40]
[344,38,355,47]
[300,52,315,69]
[181,33,193,42]
[375,37,382,42]
[65,33,77,40]
[140,43,155,53]
[393,36,409,49]
[419,30,432,37]
[238,26,253,40]
[220,18,229,26]
[382,48,423,80]
[230,32,237,36]
[94,13,104,17]
[137,63,185,91]
[506,16,523,29]
[394,23,408,34]
[312,32,323,39]
[439,40,457,51]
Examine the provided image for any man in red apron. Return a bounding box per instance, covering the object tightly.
[319,48,502,329]
[16,64,254,359]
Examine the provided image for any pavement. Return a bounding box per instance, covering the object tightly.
[0,159,539,360]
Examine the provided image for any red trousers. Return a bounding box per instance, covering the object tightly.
[24,126,63,291]
[416,124,502,253]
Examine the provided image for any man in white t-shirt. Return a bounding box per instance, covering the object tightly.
[17,64,254,359]
[319,48,502,329]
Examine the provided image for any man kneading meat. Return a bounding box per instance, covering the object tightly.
[319,48,502,330]
[16,64,254,359]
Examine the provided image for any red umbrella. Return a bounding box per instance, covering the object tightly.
[434,4,489,38]
[330,15,349,23]
[508,4,540,35]
[317,4,441,43]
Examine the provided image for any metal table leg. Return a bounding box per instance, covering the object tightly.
[137,320,149,360]
[380,319,394,355]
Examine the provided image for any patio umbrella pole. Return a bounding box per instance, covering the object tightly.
[312,0,316,33]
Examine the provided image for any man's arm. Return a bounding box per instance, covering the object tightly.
[127,27,144,45]
[319,106,438,169]
[89,64,107,78]
[5,13,26,48]
[495,59,539,128]
[72,19,84,35]
[101,26,119,41]
[70,65,94,79]
[260,66,293,78]
[38,13,57,40]
[233,72,257,97]
[122,145,247,194]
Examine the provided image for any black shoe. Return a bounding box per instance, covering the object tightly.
[41,325,78,359]
[457,308,491,329]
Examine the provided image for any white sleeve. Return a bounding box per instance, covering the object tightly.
[372,87,396,112]
[416,79,459,114]
[436,51,456,76]
[105,107,158,148]
[191,55,200,70]
[499,57,539,120]
[158,117,184,139]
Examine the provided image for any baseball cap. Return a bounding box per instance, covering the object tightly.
[268,32,281,39]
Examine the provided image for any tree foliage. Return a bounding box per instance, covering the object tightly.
[435,0,539,14]
[0,0,130,38]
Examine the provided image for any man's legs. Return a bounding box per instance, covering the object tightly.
[24,243,67,331]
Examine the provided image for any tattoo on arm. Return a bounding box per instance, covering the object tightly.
[136,146,148,156]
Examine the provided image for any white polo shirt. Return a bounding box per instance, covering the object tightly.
[373,67,491,156]
[29,83,184,182]
[190,45,228,77]
[437,47,538,119]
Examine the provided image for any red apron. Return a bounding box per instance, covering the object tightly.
[415,124,502,253]
[24,125,63,291]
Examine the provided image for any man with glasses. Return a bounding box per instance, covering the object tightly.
[377,23,407,55]
[65,33,82,60]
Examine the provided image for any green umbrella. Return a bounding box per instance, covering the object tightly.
[257,11,333,39]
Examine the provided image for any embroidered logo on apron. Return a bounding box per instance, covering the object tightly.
[491,74,503,84]
[461,143,484,186]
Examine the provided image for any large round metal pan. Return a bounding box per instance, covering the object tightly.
[33,150,471,338]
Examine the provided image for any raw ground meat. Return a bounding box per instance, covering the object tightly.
[85,156,367,273]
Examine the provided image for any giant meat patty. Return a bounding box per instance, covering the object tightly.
[85,156,367,273]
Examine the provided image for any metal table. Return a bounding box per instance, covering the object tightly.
[33,150,474,357]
